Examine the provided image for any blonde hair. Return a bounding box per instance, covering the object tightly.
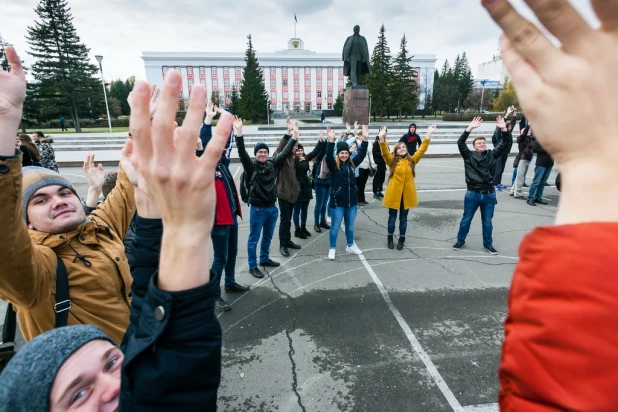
[389,142,415,178]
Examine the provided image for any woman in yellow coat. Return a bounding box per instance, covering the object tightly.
[379,125,436,249]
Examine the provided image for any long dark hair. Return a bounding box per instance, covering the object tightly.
[19,134,40,161]
[389,142,415,178]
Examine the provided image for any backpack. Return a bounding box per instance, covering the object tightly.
[239,170,257,204]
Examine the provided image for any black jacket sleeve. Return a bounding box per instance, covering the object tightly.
[272,137,296,169]
[492,127,500,147]
[306,140,325,161]
[352,140,368,165]
[325,141,337,172]
[458,130,472,157]
[235,135,254,174]
[493,130,512,157]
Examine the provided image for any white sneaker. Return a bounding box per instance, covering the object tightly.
[346,243,363,255]
[328,248,336,260]
[326,216,331,224]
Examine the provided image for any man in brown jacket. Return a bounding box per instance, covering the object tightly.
[0,53,136,344]
[274,119,301,257]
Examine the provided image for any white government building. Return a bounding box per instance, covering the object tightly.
[142,38,437,115]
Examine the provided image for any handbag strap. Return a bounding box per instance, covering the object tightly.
[1,257,70,344]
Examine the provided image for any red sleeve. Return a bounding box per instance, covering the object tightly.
[500,223,618,411]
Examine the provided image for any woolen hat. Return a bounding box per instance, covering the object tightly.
[336,142,350,154]
[0,325,114,412]
[21,166,76,222]
[254,142,269,155]
[296,143,304,150]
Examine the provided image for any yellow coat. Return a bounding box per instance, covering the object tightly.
[380,138,430,210]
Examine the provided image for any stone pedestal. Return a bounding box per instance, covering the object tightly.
[342,86,369,125]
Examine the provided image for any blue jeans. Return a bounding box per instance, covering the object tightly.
[388,203,409,236]
[511,168,517,185]
[456,191,497,248]
[211,217,238,296]
[293,200,309,228]
[314,184,330,223]
[329,205,357,248]
[248,205,278,269]
[527,166,553,200]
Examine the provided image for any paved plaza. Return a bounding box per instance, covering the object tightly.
[1,157,560,412]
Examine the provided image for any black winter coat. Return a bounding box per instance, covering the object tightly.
[295,141,325,202]
[120,217,222,411]
[458,130,511,192]
[517,128,533,162]
[372,137,385,165]
[325,140,368,208]
[237,135,295,207]
[313,143,332,187]
[532,139,554,168]
[398,133,421,155]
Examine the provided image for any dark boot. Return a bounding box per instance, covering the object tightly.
[320,221,331,229]
[294,228,302,238]
[397,236,405,250]
[387,235,394,249]
[314,223,322,233]
[301,225,311,237]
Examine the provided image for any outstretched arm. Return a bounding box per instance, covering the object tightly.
[412,125,436,164]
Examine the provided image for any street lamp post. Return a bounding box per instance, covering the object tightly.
[479,79,488,113]
[94,55,112,133]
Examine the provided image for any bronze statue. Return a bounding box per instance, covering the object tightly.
[342,25,371,87]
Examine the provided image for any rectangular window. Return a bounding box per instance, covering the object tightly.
[213,80,218,87]
[211,67,217,74]
[328,92,333,98]
[327,67,333,75]
[294,91,299,98]
[223,67,229,74]
[163,67,169,73]
[200,79,206,86]
[294,67,299,74]
[317,91,322,98]
[224,79,230,86]
[174,66,181,72]
[328,80,333,86]
[283,91,288,98]
[271,91,276,98]
[187,67,193,74]
[235,80,241,87]
[316,67,321,74]
[305,67,310,74]
[305,92,310,98]
[304,80,309,86]
[294,79,299,87]
[271,80,276,87]
[316,103,322,110]
[235,67,241,74]
[339,67,343,74]
[328,103,333,110]
[225,92,231,98]
[271,66,276,73]
[317,80,322,87]
[199,67,205,74]
[283,79,288,87]
[188,79,194,86]
[282,67,288,75]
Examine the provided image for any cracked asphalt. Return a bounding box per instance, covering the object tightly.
[1,157,559,411]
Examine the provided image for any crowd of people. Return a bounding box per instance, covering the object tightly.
[1,0,618,409]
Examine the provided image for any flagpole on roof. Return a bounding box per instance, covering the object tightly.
[294,13,297,38]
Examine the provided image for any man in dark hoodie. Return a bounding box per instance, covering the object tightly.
[236,116,297,279]
[399,123,422,155]
[372,134,386,199]
[198,104,250,311]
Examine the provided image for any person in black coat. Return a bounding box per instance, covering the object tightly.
[398,123,421,155]
[293,140,325,239]
[372,135,386,199]
[526,138,555,206]
[0,74,227,411]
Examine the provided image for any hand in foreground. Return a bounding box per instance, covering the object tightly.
[482,1,618,224]
[427,125,437,137]
[285,116,292,133]
[378,126,387,142]
[291,122,300,140]
[466,116,483,132]
[360,125,369,142]
[128,72,232,290]
[496,116,507,131]
[83,153,105,191]
[0,46,27,156]
[319,131,324,142]
[326,127,335,143]
[204,100,217,125]
[233,116,243,136]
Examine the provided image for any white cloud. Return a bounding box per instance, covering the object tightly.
[0,0,598,82]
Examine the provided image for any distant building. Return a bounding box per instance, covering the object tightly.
[142,38,436,114]
[476,54,509,89]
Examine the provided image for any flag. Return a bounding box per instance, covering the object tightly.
[294,13,298,23]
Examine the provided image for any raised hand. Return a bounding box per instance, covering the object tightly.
[378,126,387,141]
[361,125,369,142]
[496,116,507,131]
[149,84,160,118]
[319,131,324,142]
[467,116,483,132]
[120,139,140,187]
[326,127,335,142]
[427,125,437,137]
[346,122,351,132]
[285,116,292,133]
[353,121,359,131]
[0,46,27,155]
[204,100,217,124]
[291,121,300,140]
[83,153,105,191]
[232,116,243,136]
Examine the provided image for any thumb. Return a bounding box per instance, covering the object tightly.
[98,164,104,171]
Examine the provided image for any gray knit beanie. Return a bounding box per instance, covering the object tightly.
[22,166,76,223]
[0,325,114,412]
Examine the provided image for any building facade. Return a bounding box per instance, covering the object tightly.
[476,54,509,88]
[142,38,437,114]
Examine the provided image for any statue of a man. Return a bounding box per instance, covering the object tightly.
[342,25,371,87]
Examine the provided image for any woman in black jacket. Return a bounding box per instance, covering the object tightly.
[18,134,42,167]
[293,140,325,239]
[325,126,369,260]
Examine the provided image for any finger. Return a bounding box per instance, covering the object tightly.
[591,0,618,31]
[177,84,207,153]
[98,164,104,172]
[482,0,562,76]
[5,47,25,80]
[128,81,154,162]
[202,110,233,172]
[151,71,182,154]
[523,0,595,51]
[498,34,542,105]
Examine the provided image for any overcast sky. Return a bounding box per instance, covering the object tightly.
[1,0,599,82]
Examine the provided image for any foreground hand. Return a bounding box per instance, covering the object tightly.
[83,153,105,191]
[496,116,507,131]
[204,100,217,124]
[427,125,437,137]
[467,116,483,132]
[233,116,243,136]
[361,125,369,142]
[291,122,300,139]
[0,46,27,155]
[120,139,140,187]
[378,126,387,141]
[319,131,324,142]
[327,127,335,142]
[285,116,292,133]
